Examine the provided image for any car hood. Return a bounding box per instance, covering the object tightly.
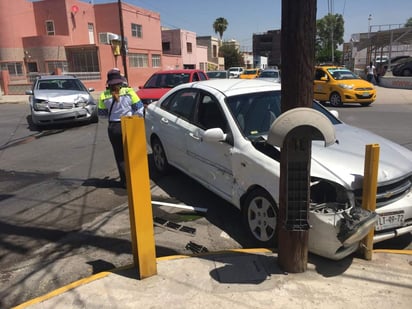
[137,88,170,100]
[33,91,93,103]
[310,123,412,189]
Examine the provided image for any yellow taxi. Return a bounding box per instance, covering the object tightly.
[314,66,376,106]
[239,68,260,79]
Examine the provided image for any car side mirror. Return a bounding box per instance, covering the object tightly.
[320,76,328,81]
[202,128,227,143]
[25,90,33,95]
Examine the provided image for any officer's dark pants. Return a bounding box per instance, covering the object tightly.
[108,122,126,186]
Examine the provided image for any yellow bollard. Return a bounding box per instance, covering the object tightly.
[361,144,380,261]
[121,116,157,279]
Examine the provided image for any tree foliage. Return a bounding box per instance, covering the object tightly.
[405,17,412,27]
[316,13,344,64]
[213,17,228,40]
[219,44,244,68]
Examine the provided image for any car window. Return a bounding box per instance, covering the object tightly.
[315,69,327,80]
[198,71,208,80]
[161,90,197,121]
[192,73,199,82]
[227,91,281,138]
[196,93,227,132]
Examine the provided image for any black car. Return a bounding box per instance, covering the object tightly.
[392,59,412,76]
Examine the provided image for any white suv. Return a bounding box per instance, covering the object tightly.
[227,67,244,78]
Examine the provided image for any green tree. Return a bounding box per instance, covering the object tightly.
[219,44,244,68]
[316,13,344,64]
[213,17,228,40]
[405,17,412,27]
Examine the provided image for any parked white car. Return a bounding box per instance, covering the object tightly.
[227,67,244,78]
[144,79,412,260]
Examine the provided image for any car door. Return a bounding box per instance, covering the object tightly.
[186,91,234,201]
[314,68,329,101]
[154,90,197,170]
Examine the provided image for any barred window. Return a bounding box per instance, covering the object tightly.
[131,23,142,38]
[152,54,161,68]
[0,62,23,76]
[129,53,149,68]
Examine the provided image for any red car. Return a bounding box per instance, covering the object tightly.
[137,69,208,105]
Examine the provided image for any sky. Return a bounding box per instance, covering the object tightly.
[89,0,412,51]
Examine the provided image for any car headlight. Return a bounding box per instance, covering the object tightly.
[338,83,354,90]
[33,100,49,111]
[310,179,354,211]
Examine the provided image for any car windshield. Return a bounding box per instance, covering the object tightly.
[207,71,227,78]
[144,73,191,88]
[327,68,360,80]
[226,91,340,140]
[36,79,85,91]
[244,70,258,75]
[259,71,279,78]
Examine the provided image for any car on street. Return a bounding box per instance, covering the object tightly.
[257,68,281,83]
[137,69,208,106]
[206,70,229,79]
[144,79,412,260]
[314,66,376,107]
[227,67,244,79]
[25,75,98,126]
[239,68,261,79]
[391,58,412,76]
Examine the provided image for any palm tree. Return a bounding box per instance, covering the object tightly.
[213,17,228,40]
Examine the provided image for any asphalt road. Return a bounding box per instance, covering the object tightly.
[0,86,411,307]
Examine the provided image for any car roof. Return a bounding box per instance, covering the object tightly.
[172,79,281,97]
[35,75,77,80]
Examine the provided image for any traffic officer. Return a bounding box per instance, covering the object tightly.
[98,69,144,188]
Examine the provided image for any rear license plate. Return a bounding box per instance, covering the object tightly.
[362,92,370,97]
[375,211,404,231]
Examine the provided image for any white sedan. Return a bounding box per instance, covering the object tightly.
[144,79,412,260]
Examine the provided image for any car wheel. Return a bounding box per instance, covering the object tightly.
[151,136,170,174]
[329,92,342,107]
[402,68,412,76]
[90,113,99,123]
[242,188,278,247]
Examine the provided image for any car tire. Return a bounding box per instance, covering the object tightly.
[151,136,170,174]
[329,92,342,107]
[402,68,412,76]
[242,188,278,247]
[90,113,99,123]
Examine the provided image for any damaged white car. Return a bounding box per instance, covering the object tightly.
[144,79,412,260]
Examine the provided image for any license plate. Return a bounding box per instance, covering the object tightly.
[375,211,404,231]
[362,92,370,97]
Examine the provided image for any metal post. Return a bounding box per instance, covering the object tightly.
[122,116,157,279]
[361,144,380,260]
[118,0,128,80]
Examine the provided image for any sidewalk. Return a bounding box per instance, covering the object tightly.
[14,249,412,308]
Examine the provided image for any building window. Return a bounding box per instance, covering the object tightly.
[88,23,95,44]
[129,53,148,68]
[66,47,99,72]
[186,42,192,53]
[162,42,170,52]
[45,20,55,35]
[152,54,161,68]
[47,61,69,73]
[0,62,23,76]
[131,23,142,38]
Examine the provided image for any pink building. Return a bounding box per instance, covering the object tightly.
[0,0,208,94]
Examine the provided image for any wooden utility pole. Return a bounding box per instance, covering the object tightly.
[278,0,317,273]
[118,0,128,80]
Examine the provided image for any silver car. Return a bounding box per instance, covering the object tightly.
[26,75,98,126]
[145,79,412,260]
[257,69,281,83]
